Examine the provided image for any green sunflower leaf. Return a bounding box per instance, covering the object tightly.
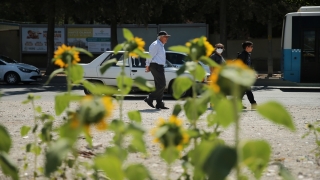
[94,155,125,180]
[54,94,83,115]
[117,75,133,95]
[20,126,31,137]
[100,58,117,74]
[114,43,123,53]
[125,164,151,180]
[44,139,72,177]
[172,76,192,99]
[123,28,134,41]
[128,111,142,123]
[239,140,271,179]
[168,45,190,54]
[203,145,237,180]
[215,98,234,128]
[0,152,19,180]
[0,125,12,153]
[133,76,155,92]
[161,146,180,164]
[257,101,295,131]
[69,64,84,83]
[172,104,182,116]
[200,56,219,67]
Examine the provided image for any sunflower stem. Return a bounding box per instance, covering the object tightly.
[191,77,198,147]
[232,84,241,179]
[66,56,72,94]
[166,164,171,180]
[31,98,38,180]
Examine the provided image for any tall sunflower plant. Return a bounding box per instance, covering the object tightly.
[39,28,152,179]
[162,37,296,179]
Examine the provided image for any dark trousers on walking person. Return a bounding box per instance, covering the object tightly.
[242,87,257,109]
[145,63,168,109]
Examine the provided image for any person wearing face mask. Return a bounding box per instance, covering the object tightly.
[209,43,226,73]
[209,43,226,108]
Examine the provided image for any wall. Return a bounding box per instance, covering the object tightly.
[0,30,20,61]
[0,25,282,72]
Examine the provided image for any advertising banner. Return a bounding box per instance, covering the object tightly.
[67,28,111,53]
[21,27,65,52]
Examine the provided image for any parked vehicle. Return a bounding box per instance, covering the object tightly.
[0,55,42,84]
[80,51,209,97]
[166,51,210,73]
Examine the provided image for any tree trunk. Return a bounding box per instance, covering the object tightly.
[45,0,55,76]
[267,11,273,76]
[111,18,118,49]
[220,0,227,57]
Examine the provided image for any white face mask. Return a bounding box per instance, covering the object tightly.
[216,49,223,54]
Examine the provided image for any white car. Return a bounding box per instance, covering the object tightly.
[166,51,211,73]
[80,51,209,97]
[0,55,42,84]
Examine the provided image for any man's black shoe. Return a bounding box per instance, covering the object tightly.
[156,105,169,109]
[144,98,155,108]
[155,102,169,109]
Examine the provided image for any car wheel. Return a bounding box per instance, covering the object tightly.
[5,72,20,84]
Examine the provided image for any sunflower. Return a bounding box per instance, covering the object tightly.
[73,96,114,135]
[169,115,182,126]
[226,59,250,69]
[151,116,189,151]
[208,67,221,93]
[53,44,80,68]
[185,37,214,61]
[203,38,215,57]
[128,37,145,58]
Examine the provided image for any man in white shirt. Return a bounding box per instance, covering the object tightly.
[144,31,170,109]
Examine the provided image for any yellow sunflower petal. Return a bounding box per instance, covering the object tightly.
[169,115,182,126]
[182,133,189,144]
[101,96,113,119]
[54,59,66,68]
[129,52,139,58]
[157,118,166,126]
[96,120,108,131]
[153,138,160,143]
[70,114,80,129]
[84,124,91,135]
[176,144,183,151]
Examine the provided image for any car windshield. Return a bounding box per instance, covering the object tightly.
[0,56,17,63]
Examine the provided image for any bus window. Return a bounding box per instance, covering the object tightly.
[302,30,316,62]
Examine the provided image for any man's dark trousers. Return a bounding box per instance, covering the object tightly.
[243,88,256,104]
[148,63,166,104]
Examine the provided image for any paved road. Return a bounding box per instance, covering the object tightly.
[1,82,320,180]
[1,82,320,105]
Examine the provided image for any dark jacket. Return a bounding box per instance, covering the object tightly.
[237,50,251,66]
[210,53,225,65]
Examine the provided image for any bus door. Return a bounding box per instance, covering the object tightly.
[301,29,320,83]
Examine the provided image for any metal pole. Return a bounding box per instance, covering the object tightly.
[268,11,273,76]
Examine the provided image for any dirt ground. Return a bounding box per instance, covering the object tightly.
[1,88,320,180]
